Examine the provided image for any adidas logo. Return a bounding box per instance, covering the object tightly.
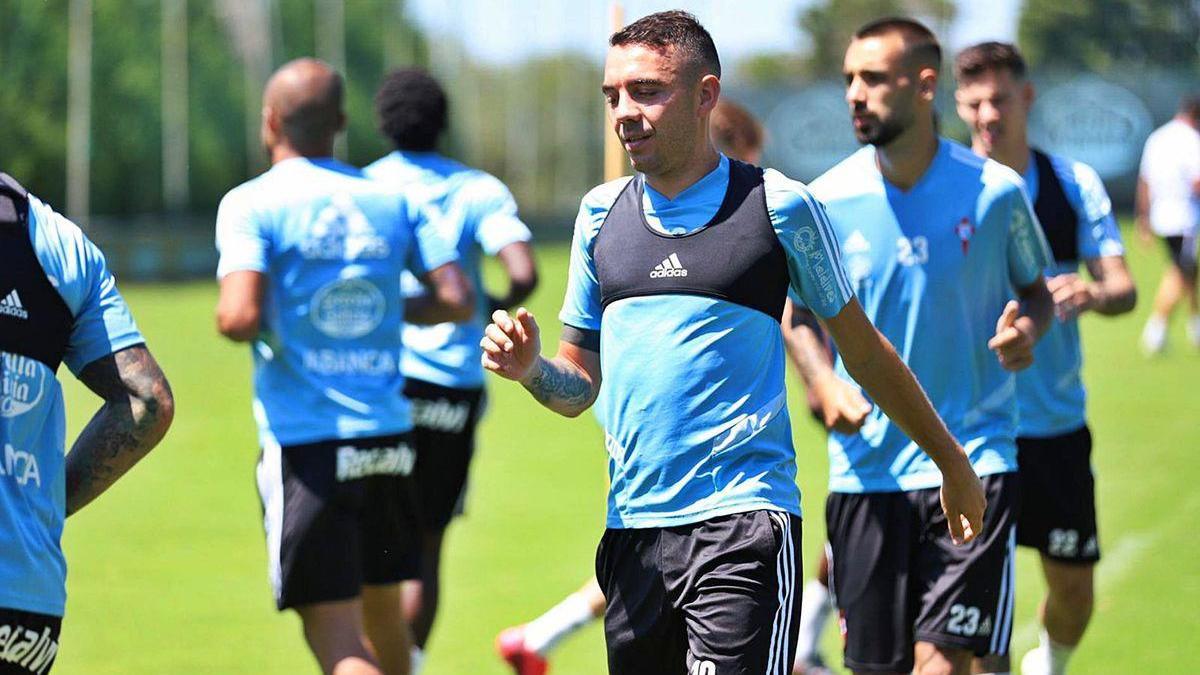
[650,253,688,278]
[0,290,28,320]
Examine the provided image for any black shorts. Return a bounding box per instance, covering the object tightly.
[826,472,1018,672]
[256,433,421,610]
[0,608,60,674]
[403,378,486,530]
[1017,426,1100,564]
[1164,234,1198,277]
[596,510,802,675]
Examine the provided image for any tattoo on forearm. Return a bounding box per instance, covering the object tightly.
[525,360,593,409]
[65,345,173,516]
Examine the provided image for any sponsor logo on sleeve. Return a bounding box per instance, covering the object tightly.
[793,228,838,307]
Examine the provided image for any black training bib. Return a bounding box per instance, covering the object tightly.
[593,159,789,322]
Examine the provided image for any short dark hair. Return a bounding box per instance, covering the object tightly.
[955,41,1027,82]
[374,68,447,152]
[854,16,941,71]
[610,10,721,78]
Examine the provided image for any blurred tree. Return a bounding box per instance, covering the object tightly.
[797,0,955,77]
[736,52,806,88]
[1018,0,1200,72]
[0,0,70,206]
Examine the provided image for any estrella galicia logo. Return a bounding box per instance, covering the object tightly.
[1,352,49,418]
[301,193,391,260]
[309,278,386,339]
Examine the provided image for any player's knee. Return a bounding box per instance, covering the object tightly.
[914,642,972,675]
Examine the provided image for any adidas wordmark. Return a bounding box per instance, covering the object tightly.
[0,290,28,320]
[650,253,688,278]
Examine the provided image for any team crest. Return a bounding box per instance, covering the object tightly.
[955,217,975,255]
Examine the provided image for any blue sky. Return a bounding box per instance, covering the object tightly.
[407,0,1023,66]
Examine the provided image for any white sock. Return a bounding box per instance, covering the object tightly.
[523,592,597,656]
[794,579,833,665]
[1041,630,1075,675]
[410,646,424,675]
[1142,315,1168,352]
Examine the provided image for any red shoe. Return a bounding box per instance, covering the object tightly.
[496,625,549,675]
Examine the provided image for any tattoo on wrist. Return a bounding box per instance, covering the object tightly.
[525,360,591,408]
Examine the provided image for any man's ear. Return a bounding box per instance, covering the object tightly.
[698,73,721,116]
[917,66,939,102]
[1022,80,1036,109]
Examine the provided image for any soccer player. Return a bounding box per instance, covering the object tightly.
[953,41,1137,675]
[493,96,766,675]
[364,68,539,668]
[790,19,1057,675]
[214,59,473,675]
[482,11,984,674]
[0,172,174,674]
[1136,95,1200,353]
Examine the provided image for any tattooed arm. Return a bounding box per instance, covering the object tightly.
[65,344,175,516]
[481,308,601,417]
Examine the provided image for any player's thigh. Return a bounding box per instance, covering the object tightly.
[914,472,1019,659]
[1016,427,1100,565]
[0,607,61,674]
[674,511,803,675]
[404,380,485,530]
[259,441,366,611]
[825,491,919,673]
[595,528,689,675]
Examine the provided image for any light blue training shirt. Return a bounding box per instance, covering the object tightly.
[808,139,1052,493]
[561,154,854,528]
[1017,152,1124,438]
[1,196,144,617]
[364,151,531,390]
[215,157,458,448]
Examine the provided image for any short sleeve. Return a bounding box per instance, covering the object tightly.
[763,171,854,318]
[1005,183,1053,289]
[28,199,144,375]
[1070,162,1124,260]
[469,176,532,255]
[406,199,460,278]
[558,187,614,331]
[215,187,270,278]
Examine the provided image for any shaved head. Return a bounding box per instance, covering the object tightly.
[262,58,345,157]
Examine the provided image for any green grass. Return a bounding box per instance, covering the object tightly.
[56,227,1199,673]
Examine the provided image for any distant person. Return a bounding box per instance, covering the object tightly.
[954,41,1136,675]
[214,58,473,675]
[0,173,174,674]
[364,68,538,671]
[494,96,768,675]
[484,11,983,673]
[793,18,1056,674]
[1137,95,1200,353]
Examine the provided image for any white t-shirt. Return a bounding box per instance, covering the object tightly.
[1139,118,1200,236]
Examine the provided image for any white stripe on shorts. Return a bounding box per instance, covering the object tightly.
[765,512,797,675]
[256,439,285,602]
[990,525,1018,655]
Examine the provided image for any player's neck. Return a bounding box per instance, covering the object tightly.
[1175,113,1199,130]
[977,138,1031,175]
[644,144,721,200]
[875,123,939,191]
[270,142,336,166]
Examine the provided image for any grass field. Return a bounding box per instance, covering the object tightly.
[56,227,1198,674]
